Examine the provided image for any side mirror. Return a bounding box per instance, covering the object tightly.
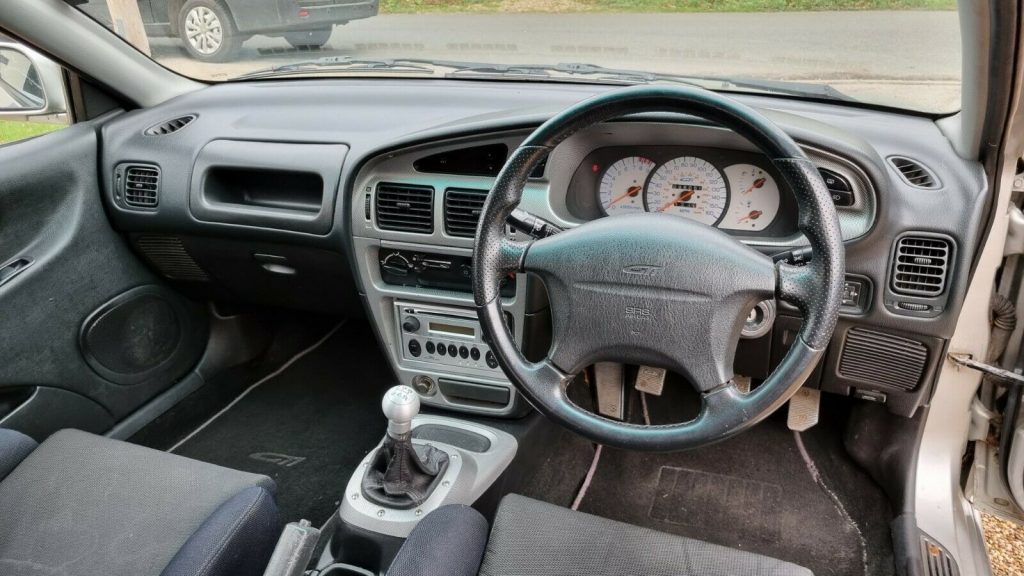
[0,42,67,119]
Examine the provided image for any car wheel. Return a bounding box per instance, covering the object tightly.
[178,0,241,62]
[284,28,333,50]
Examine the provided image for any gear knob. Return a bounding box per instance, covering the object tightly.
[382,385,420,438]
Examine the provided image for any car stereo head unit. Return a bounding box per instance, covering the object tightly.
[394,302,509,372]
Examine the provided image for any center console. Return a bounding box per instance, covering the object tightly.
[349,132,540,417]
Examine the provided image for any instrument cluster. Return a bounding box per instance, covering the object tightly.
[569,146,795,235]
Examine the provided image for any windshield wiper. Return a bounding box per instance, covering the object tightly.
[235,57,856,102]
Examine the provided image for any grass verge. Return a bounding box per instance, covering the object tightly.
[0,120,64,145]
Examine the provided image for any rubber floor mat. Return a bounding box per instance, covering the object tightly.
[169,321,393,525]
[649,467,783,538]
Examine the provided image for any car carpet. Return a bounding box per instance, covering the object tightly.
[570,396,895,576]
[166,320,391,526]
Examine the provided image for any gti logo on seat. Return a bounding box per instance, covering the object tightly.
[622,264,663,277]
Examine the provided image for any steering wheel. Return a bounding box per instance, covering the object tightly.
[473,85,844,451]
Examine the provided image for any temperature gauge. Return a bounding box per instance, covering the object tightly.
[720,164,780,232]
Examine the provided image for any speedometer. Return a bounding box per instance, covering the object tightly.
[599,156,656,215]
[646,157,728,225]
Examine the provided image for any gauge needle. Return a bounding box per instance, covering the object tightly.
[738,210,763,223]
[607,185,643,207]
[658,189,695,212]
[742,177,767,194]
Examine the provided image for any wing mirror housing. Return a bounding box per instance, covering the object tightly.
[0,42,67,119]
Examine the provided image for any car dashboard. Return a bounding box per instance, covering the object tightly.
[95,78,989,421]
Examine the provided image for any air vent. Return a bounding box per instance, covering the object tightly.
[144,114,196,136]
[839,328,928,392]
[375,183,434,233]
[920,533,959,576]
[888,156,939,189]
[122,165,160,208]
[444,188,489,238]
[890,235,951,296]
[134,236,209,281]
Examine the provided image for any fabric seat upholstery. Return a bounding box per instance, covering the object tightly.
[388,494,813,576]
[0,428,281,576]
[479,495,813,576]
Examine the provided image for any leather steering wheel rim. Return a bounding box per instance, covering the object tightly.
[473,85,844,451]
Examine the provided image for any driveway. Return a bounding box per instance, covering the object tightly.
[152,10,961,111]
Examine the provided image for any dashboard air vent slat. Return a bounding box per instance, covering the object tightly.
[888,156,939,189]
[144,114,196,136]
[444,188,489,238]
[375,183,434,233]
[890,236,951,296]
[122,165,160,208]
[839,328,928,392]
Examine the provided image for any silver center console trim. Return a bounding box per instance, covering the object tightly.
[338,415,518,538]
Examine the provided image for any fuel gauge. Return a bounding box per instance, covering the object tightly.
[720,164,780,232]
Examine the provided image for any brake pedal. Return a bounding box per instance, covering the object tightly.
[787,388,821,431]
[594,362,625,420]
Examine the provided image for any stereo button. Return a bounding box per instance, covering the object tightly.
[470,347,480,361]
[437,345,446,357]
[408,339,421,357]
[425,341,435,354]
[459,346,469,359]
[485,351,499,369]
[447,344,458,357]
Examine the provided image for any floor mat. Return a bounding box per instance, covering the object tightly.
[169,320,393,525]
[573,412,894,576]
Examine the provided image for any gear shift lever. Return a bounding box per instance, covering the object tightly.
[382,385,419,438]
[361,386,450,510]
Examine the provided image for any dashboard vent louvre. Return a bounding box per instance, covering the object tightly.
[444,188,489,238]
[134,236,209,281]
[920,533,959,576]
[890,236,951,296]
[375,183,434,233]
[122,165,160,208]
[839,328,928,392]
[888,156,939,189]
[144,114,196,136]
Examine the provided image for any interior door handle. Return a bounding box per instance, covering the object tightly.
[0,258,33,287]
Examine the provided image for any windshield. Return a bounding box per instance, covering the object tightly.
[69,0,961,113]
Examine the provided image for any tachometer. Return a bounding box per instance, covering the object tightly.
[645,156,728,225]
[598,156,656,215]
[720,164,780,232]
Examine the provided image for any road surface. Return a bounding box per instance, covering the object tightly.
[152,11,961,111]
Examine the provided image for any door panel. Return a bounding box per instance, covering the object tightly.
[0,117,206,441]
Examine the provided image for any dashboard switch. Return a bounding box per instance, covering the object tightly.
[819,168,852,192]
[830,190,854,207]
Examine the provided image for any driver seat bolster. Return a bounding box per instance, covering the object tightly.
[479,494,814,576]
[0,429,37,482]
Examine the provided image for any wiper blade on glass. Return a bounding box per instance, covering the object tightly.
[234,56,440,80]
